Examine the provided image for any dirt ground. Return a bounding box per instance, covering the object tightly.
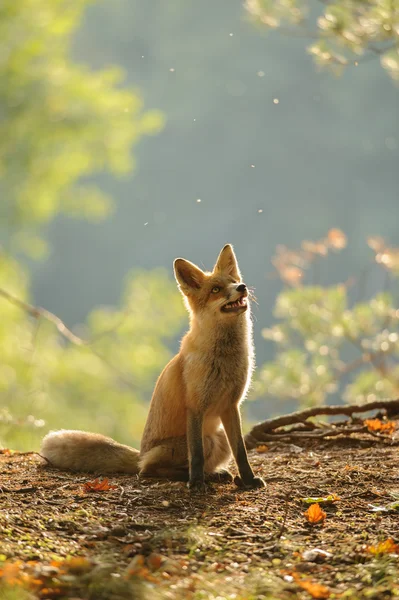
[1,436,399,600]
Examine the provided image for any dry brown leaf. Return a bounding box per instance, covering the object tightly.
[295,578,330,599]
[304,503,326,524]
[83,477,118,492]
[344,464,363,472]
[256,444,269,453]
[147,553,165,571]
[125,555,159,582]
[367,538,399,555]
[364,419,396,435]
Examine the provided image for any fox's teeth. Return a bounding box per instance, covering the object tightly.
[222,295,247,311]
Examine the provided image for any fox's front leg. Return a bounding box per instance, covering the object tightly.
[222,405,265,489]
[187,409,206,492]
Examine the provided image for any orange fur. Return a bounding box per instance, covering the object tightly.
[41,245,265,491]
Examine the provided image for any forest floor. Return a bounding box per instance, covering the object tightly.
[1,436,399,600]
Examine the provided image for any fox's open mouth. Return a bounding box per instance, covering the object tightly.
[221,296,247,313]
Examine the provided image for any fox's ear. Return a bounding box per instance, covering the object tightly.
[214,244,241,280]
[174,258,205,293]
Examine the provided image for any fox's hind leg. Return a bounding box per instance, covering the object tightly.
[138,438,189,481]
[204,428,233,482]
[138,430,232,485]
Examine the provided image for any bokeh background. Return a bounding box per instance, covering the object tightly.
[2,0,399,451]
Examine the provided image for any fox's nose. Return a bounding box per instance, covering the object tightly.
[236,283,247,293]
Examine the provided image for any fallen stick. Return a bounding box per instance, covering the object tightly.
[245,398,399,449]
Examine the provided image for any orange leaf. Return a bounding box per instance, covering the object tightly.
[126,554,146,577]
[280,266,303,286]
[0,562,22,585]
[367,236,385,252]
[295,577,330,599]
[375,249,399,270]
[147,553,165,571]
[327,228,346,250]
[83,478,118,492]
[38,587,63,598]
[367,539,399,555]
[256,445,269,454]
[304,503,326,524]
[64,557,92,574]
[364,419,396,435]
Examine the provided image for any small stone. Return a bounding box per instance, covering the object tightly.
[302,548,333,562]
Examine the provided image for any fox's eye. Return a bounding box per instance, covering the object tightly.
[211,286,221,294]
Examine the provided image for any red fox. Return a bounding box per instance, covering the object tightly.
[41,245,265,491]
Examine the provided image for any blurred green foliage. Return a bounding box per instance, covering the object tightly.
[254,231,399,407]
[0,264,185,451]
[245,0,399,79]
[0,0,163,257]
[0,0,184,451]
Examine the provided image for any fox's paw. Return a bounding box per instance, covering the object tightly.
[187,478,208,494]
[234,475,266,490]
[205,470,234,484]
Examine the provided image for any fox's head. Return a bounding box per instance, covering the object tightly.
[174,245,249,322]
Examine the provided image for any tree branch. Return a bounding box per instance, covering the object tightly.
[245,398,399,449]
[0,288,86,346]
[0,287,137,390]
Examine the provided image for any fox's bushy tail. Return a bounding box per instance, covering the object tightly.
[40,430,140,474]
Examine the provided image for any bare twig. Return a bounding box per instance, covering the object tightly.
[247,425,395,444]
[273,484,292,542]
[0,287,137,390]
[0,486,38,494]
[0,288,85,345]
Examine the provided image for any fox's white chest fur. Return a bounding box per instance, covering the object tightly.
[182,312,254,416]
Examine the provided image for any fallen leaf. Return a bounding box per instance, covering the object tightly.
[0,561,22,585]
[83,478,118,492]
[364,419,396,435]
[38,588,64,598]
[295,577,330,599]
[301,494,340,504]
[63,557,92,574]
[344,464,364,472]
[126,555,145,575]
[256,445,269,453]
[147,553,165,571]
[367,539,399,555]
[304,503,326,524]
